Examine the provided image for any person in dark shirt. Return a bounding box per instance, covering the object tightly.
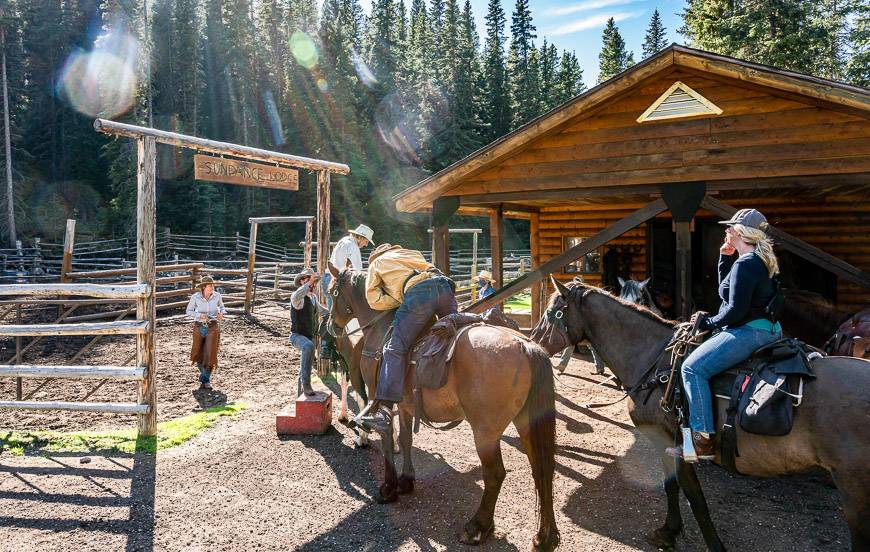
[667,209,782,462]
[289,269,328,396]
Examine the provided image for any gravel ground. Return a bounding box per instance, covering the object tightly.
[0,305,851,551]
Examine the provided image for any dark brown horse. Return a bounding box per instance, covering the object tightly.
[326,265,560,551]
[531,280,870,551]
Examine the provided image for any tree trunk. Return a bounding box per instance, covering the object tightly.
[1,26,16,246]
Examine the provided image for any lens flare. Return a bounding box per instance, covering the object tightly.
[290,31,318,69]
[262,90,285,145]
[351,49,377,88]
[316,78,329,92]
[57,22,139,118]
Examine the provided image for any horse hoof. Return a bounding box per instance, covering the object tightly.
[397,475,414,494]
[459,521,494,545]
[376,484,398,504]
[645,527,677,549]
[354,438,369,449]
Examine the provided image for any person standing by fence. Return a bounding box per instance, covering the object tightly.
[186,276,226,391]
[289,269,328,396]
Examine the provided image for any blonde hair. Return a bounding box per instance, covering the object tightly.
[733,223,779,278]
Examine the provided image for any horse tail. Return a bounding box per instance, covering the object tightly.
[522,342,560,548]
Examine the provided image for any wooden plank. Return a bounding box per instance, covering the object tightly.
[0,320,148,337]
[457,156,870,195]
[316,170,331,377]
[0,400,149,414]
[94,118,350,174]
[0,283,149,299]
[672,47,870,115]
[137,135,158,436]
[701,196,870,289]
[393,50,677,212]
[0,365,145,380]
[248,216,314,224]
[530,212,542,323]
[194,154,299,190]
[304,219,313,269]
[244,222,258,314]
[61,219,76,283]
[490,206,504,290]
[66,263,204,279]
[465,198,667,313]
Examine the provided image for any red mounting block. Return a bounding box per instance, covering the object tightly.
[276,391,333,435]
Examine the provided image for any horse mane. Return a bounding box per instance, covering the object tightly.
[569,283,676,327]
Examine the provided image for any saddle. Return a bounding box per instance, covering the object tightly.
[408,311,527,432]
[653,328,819,473]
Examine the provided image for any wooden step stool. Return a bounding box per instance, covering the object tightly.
[276,391,332,435]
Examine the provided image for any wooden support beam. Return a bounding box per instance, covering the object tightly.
[432,224,449,274]
[490,206,504,291]
[0,400,149,414]
[465,198,668,314]
[316,170,331,377]
[61,219,76,283]
[0,365,145,380]
[136,135,158,436]
[0,283,149,299]
[248,216,315,224]
[700,195,870,289]
[0,320,148,337]
[530,212,542,323]
[94,119,350,174]
[304,219,313,269]
[244,222,258,314]
[661,183,706,320]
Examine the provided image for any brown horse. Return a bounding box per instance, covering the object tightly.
[326,265,560,551]
[531,280,870,551]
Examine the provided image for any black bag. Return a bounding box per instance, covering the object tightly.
[737,363,801,436]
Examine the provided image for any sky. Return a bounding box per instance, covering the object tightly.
[342,0,689,85]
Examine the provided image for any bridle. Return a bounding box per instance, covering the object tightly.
[327,271,392,340]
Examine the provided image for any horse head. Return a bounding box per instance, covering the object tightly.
[529,277,590,355]
[326,261,357,334]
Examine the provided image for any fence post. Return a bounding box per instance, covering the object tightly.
[244,222,258,314]
[136,135,158,436]
[303,219,313,270]
[61,219,76,283]
[316,171,331,377]
[15,302,21,400]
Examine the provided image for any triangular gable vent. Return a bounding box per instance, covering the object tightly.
[637,81,722,123]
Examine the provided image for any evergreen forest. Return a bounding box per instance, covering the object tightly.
[0,0,867,248]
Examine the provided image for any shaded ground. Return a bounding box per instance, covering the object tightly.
[0,305,851,550]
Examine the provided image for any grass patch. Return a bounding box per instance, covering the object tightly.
[505,291,532,312]
[0,402,246,456]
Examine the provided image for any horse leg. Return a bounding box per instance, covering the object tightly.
[459,430,505,546]
[830,470,870,551]
[646,454,683,548]
[338,371,349,422]
[397,408,415,494]
[376,417,399,504]
[676,459,726,551]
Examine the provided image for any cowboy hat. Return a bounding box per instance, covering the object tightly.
[368,243,400,263]
[197,275,215,290]
[349,224,375,245]
[293,268,318,287]
[477,270,495,282]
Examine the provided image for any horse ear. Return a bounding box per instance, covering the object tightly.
[618,276,626,287]
[640,277,651,288]
[551,276,570,298]
[328,261,340,278]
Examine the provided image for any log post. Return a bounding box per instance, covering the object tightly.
[470,231,479,301]
[61,219,76,283]
[15,302,21,400]
[316,170,331,376]
[530,212,541,324]
[431,223,449,275]
[660,183,706,321]
[304,219,313,269]
[489,206,504,310]
[244,221,258,314]
[136,136,157,436]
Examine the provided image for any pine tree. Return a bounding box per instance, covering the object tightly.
[368,0,399,94]
[507,0,538,128]
[598,17,631,83]
[680,0,828,75]
[642,9,668,58]
[847,0,869,85]
[555,50,584,105]
[481,0,509,141]
[539,39,559,111]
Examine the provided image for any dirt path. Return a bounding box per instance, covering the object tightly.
[0,307,851,551]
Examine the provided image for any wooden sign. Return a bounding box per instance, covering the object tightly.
[194,154,299,190]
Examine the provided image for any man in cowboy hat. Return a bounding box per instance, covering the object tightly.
[323,224,374,310]
[355,243,457,433]
[289,268,329,396]
[186,276,226,390]
[476,270,497,299]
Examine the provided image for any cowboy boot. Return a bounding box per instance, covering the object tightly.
[301,380,316,397]
[355,401,393,434]
[666,431,715,462]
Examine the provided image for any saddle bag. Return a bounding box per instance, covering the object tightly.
[737,364,801,436]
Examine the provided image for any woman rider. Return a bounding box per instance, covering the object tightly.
[667,209,782,462]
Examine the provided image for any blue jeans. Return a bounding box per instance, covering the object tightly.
[681,324,781,434]
[289,333,315,390]
[376,276,458,402]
